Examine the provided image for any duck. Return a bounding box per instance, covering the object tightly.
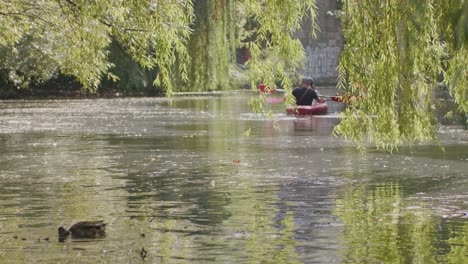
[58,221,106,242]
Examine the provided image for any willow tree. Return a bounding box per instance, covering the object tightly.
[180,0,316,93]
[0,0,193,95]
[241,0,318,112]
[335,0,468,150]
[0,0,317,96]
[180,0,237,92]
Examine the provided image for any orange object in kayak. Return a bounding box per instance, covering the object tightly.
[286,103,328,115]
[259,83,276,94]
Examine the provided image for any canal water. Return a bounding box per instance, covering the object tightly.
[0,95,467,263]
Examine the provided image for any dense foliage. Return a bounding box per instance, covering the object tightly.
[182,0,237,92]
[243,0,318,113]
[0,0,193,95]
[336,0,467,150]
[0,0,313,93]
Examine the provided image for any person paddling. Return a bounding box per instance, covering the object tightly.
[292,77,324,105]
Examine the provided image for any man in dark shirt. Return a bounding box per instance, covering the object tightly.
[292,77,323,105]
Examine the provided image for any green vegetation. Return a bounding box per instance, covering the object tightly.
[335,181,468,263]
[0,0,466,148]
[0,0,193,95]
[335,0,467,150]
[0,0,313,96]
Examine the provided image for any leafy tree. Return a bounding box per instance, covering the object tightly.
[181,0,237,92]
[335,0,467,150]
[241,0,318,113]
[0,0,193,95]
[0,0,316,95]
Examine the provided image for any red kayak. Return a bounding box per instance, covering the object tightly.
[266,97,285,104]
[286,103,328,115]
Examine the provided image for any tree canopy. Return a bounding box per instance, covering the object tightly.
[0,0,193,94]
[0,0,466,149]
[335,0,467,150]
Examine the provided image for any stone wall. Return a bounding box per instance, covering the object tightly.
[295,0,343,85]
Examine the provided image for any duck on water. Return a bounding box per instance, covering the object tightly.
[58,221,106,242]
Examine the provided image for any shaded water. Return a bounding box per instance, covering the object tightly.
[0,95,467,263]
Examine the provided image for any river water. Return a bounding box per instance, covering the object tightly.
[0,95,467,263]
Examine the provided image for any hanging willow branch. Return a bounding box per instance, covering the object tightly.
[335,0,467,151]
[242,0,318,112]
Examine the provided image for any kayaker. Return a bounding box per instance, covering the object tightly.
[292,77,324,105]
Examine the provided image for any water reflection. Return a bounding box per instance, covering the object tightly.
[0,96,466,263]
[335,181,467,263]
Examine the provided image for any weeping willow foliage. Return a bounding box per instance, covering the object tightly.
[0,0,314,96]
[0,0,316,96]
[335,0,468,150]
[183,0,317,94]
[437,0,468,116]
[109,1,193,97]
[182,0,237,92]
[0,0,193,95]
[241,0,318,112]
